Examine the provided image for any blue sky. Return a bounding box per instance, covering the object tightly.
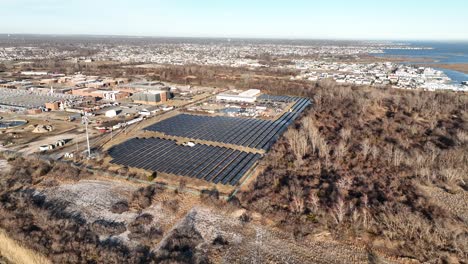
[1,0,467,40]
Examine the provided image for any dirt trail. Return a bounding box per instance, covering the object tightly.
[12,133,87,155]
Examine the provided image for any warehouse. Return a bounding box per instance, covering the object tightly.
[0,89,84,110]
[132,89,172,105]
[216,89,261,103]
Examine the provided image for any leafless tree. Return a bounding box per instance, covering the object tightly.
[285,128,309,162]
[289,178,305,214]
[332,196,346,224]
[361,139,371,159]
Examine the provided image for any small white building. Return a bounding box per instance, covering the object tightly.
[105,109,118,118]
[103,91,120,101]
[39,144,55,151]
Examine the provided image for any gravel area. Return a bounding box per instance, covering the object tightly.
[40,180,137,223]
[153,207,387,264]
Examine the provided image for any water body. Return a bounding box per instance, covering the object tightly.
[0,120,27,129]
[376,41,468,83]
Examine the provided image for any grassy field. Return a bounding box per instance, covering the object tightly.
[424,63,468,74]
[0,229,50,264]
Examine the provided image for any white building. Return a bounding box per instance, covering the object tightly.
[105,109,118,118]
[21,71,48,76]
[103,91,122,101]
[216,89,261,103]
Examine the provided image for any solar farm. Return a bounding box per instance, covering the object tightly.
[108,95,311,186]
[145,97,311,150]
[256,94,302,102]
[108,137,262,185]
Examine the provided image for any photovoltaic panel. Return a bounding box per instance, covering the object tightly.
[108,137,259,185]
[145,97,311,150]
[109,95,310,186]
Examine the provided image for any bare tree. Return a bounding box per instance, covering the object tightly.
[360,138,370,154]
[333,196,346,224]
[285,128,309,162]
[289,178,305,214]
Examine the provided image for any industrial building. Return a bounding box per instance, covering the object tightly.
[71,88,128,101]
[0,89,84,110]
[103,91,129,101]
[120,81,168,91]
[132,89,172,105]
[45,102,60,111]
[21,71,49,76]
[216,89,261,103]
[71,88,105,98]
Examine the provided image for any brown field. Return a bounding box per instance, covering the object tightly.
[428,63,468,74]
[361,55,431,63]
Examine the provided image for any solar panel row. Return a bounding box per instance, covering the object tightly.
[108,137,261,186]
[145,97,311,150]
[256,94,301,102]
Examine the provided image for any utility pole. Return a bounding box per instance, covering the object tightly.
[82,116,91,158]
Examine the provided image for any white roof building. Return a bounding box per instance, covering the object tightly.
[21,71,48,76]
[216,89,261,103]
[105,109,118,118]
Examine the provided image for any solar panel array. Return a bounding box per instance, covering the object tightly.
[109,95,311,185]
[108,137,261,185]
[257,94,301,102]
[145,98,311,150]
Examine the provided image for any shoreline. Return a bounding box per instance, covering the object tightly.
[371,55,468,80]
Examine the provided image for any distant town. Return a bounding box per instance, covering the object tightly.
[292,61,464,91]
[1,37,465,93]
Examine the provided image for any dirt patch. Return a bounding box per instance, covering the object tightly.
[12,133,86,155]
[419,185,468,223]
[153,207,395,263]
[37,179,202,247]
[39,180,138,224]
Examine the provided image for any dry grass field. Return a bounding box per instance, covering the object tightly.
[0,229,50,264]
[431,63,468,74]
[0,156,404,263]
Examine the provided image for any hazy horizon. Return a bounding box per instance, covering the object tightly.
[1,0,468,41]
[1,33,467,43]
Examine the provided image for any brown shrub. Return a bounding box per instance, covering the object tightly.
[131,186,157,210]
[110,200,129,214]
[240,83,468,262]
